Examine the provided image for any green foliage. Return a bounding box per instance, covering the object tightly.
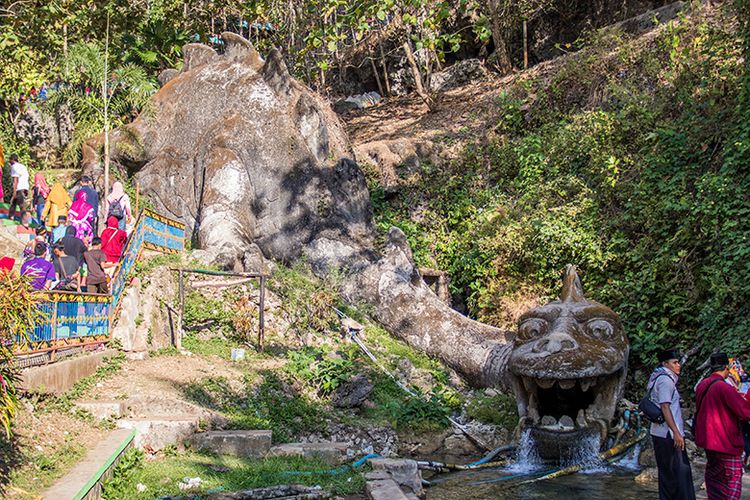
[46,41,156,165]
[369,10,750,377]
[101,448,145,500]
[363,375,450,432]
[183,373,328,443]
[183,290,234,331]
[466,390,519,428]
[0,272,46,437]
[286,346,355,395]
[270,264,340,335]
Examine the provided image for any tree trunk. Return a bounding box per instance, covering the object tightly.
[378,39,391,96]
[402,41,433,109]
[103,12,111,205]
[486,0,513,74]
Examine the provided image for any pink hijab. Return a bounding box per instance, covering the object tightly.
[69,190,93,220]
[34,173,50,198]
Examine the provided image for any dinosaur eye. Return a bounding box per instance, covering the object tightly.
[586,319,613,339]
[518,318,548,341]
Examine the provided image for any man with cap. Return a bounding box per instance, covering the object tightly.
[648,348,696,499]
[694,352,750,500]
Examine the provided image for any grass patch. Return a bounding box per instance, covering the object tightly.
[182,373,329,443]
[102,451,366,499]
[8,440,87,494]
[465,390,519,428]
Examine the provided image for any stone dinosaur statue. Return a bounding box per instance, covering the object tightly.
[81,33,628,459]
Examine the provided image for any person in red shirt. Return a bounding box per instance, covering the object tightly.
[694,352,750,500]
[100,215,127,263]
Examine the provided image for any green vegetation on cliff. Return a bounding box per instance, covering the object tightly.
[371,5,750,374]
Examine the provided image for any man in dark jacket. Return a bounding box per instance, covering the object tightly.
[695,352,750,500]
[60,225,87,265]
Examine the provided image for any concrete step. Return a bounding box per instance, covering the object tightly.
[42,428,135,500]
[267,442,349,464]
[75,400,126,420]
[117,415,199,450]
[187,430,272,457]
[365,478,409,500]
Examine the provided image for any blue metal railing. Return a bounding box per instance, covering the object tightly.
[15,208,186,356]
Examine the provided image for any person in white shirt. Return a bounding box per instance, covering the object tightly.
[8,154,30,220]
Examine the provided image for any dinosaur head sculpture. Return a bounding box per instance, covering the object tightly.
[507,265,628,460]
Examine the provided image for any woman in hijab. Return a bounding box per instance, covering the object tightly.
[107,181,132,231]
[100,215,128,263]
[32,172,50,224]
[41,182,72,227]
[68,190,93,242]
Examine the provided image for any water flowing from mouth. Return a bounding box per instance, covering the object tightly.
[507,428,544,473]
[562,432,608,472]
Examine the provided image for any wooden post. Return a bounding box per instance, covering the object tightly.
[258,276,266,352]
[379,39,391,96]
[178,269,185,318]
[370,56,384,97]
[50,300,58,363]
[523,19,529,70]
[402,41,433,109]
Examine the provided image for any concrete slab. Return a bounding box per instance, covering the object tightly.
[117,416,198,450]
[20,350,115,394]
[187,430,272,457]
[42,428,135,500]
[367,458,423,496]
[75,400,125,420]
[365,479,409,500]
[267,442,349,464]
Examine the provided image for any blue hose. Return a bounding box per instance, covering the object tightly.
[279,453,381,476]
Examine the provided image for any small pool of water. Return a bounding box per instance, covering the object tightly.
[427,430,656,499]
[427,465,657,499]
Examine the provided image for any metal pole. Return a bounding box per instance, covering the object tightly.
[259,276,266,352]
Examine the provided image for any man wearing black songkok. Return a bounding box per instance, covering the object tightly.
[646,348,695,499]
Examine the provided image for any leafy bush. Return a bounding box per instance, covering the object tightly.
[101,448,144,499]
[286,346,355,396]
[466,391,519,429]
[0,272,46,437]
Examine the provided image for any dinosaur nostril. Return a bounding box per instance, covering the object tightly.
[561,339,576,350]
[532,339,548,353]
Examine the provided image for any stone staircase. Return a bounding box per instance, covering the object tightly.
[0,202,37,243]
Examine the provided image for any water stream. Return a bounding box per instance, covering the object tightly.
[427,431,657,499]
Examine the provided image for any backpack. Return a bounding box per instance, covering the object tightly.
[639,372,675,424]
[108,196,124,219]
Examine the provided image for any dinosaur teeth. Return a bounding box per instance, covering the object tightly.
[536,378,554,389]
[522,377,537,393]
[580,377,595,392]
[559,415,575,430]
[576,409,586,428]
[558,379,575,390]
[528,393,540,423]
[541,415,557,426]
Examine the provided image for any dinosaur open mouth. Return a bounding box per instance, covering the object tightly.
[513,369,624,441]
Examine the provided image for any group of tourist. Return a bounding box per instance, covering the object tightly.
[648,349,750,500]
[3,154,132,294]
